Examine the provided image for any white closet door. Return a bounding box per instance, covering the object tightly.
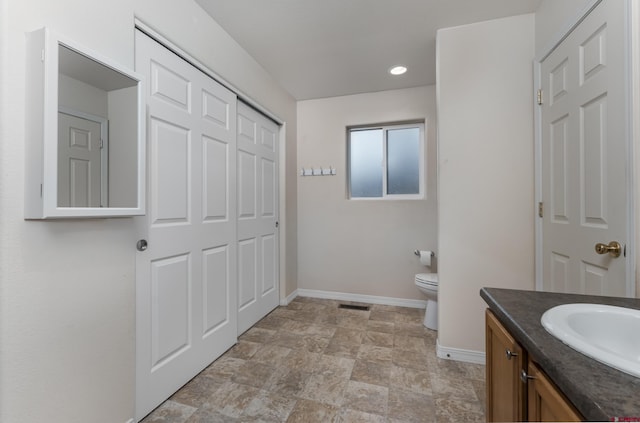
[237,102,280,334]
[135,30,237,420]
[541,0,629,296]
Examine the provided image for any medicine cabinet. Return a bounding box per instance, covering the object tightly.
[25,28,145,219]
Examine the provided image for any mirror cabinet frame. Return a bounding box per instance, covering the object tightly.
[25,27,146,219]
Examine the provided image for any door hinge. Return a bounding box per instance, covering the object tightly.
[538,202,544,218]
[537,89,543,105]
[41,49,45,62]
[100,139,104,149]
[275,221,279,228]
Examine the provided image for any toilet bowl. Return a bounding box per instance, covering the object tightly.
[415,273,438,330]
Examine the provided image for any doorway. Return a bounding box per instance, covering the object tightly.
[536,0,634,296]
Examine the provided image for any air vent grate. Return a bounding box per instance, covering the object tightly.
[338,304,370,311]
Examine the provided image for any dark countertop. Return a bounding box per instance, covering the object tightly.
[481,287,640,422]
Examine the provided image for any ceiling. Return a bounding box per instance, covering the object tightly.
[196,0,542,100]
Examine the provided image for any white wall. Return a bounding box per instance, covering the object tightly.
[297,86,437,300]
[437,14,535,355]
[535,0,593,57]
[0,1,296,422]
[108,86,139,207]
[59,74,108,117]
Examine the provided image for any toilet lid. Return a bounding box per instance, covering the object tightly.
[416,273,438,286]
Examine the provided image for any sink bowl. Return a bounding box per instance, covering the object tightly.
[541,303,640,378]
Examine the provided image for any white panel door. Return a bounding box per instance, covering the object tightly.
[57,112,103,207]
[135,30,237,420]
[541,0,629,296]
[237,102,279,334]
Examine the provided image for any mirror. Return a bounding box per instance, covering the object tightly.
[57,45,139,208]
[25,28,145,219]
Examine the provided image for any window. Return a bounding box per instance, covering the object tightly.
[348,122,424,199]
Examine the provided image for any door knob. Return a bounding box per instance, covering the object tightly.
[595,241,622,258]
[137,239,148,252]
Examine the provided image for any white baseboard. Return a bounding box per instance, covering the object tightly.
[280,289,298,306]
[296,289,427,309]
[436,338,486,365]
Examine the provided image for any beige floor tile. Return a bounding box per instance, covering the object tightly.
[241,391,298,421]
[430,374,479,401]
[316,354,355,378]
[314,312,340,325]
[461,362,486,381]
[147,297,486,423]
[335,408,387,423]
[350,359,392,387]
[388,388,436,423]
[471,379,487,412]
[394,322,427,337]
[366,319,395,333]
[227,340,261,360]
[393,334,427,353]
[434,396,485,423]
[281,349,323,373]
[342,380,389,415]
[142,400,197,423]
[332,327,365,345]
[391,349,429,370]
[185,408,238,423]
[202,356,245,381]
[362,331,394,348]
[390,365,432,395]
[170,376,224,408]
[297,334,331,353]
[205,381,260,418]
[299,373,350,406]
[357,344,393,363]
[263,367,311,397]
[368,309,397,322]
[269,331,305,349]
[231,361,276,389]
[324,339,361,359]
[337,315,369,329]
[250,344,292,365]
[239,327,277,343]
[285,399,338,423]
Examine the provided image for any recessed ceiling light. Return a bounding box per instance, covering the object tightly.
[389,65,407,76]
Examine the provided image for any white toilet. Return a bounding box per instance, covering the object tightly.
[415,273,438,330]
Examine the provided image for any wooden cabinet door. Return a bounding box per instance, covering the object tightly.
[527,361,582,422]
[486,309,526,422]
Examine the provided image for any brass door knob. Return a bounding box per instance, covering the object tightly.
[595,241,622,258]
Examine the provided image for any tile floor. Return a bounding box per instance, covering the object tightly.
[142,297,486,423]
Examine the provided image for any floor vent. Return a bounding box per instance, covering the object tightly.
[338,304,370,311]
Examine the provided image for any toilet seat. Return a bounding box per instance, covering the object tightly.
[415,273,438,287]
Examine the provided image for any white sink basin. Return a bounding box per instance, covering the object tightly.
[541,303,640,378]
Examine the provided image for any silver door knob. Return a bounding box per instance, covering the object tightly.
[137,239,148,251]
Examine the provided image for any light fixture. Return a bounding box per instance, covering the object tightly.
[389,65,407,75]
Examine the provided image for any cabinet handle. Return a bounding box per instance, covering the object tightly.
[520,369,535,383]
[505,348,519,360]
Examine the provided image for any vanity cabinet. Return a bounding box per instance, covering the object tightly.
[486,309,526,421]
[527,361,582,422]
[486,309,582,422]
